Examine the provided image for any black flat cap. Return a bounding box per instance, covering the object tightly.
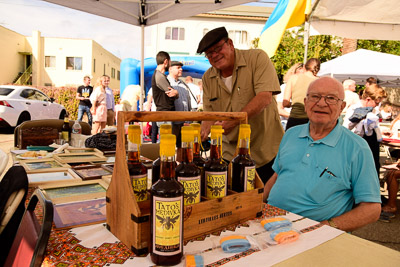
[197,27,228,54]
[170,61,183,67]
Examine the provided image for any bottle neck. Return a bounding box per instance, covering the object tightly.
[180,141,194,163]
[160,155,176,179]
[237,137,250,155]
[193,136,201,157]
[210,136,222,159]
[128,142,140,161]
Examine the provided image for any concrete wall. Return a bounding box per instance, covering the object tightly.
[92,41,121,90]
[0,26,28,84]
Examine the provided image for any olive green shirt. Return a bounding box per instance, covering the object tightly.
[202,49,284,167]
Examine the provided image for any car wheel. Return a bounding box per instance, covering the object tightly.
[59,110,66,119]
[16,112,31,126]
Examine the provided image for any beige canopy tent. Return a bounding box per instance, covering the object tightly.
[42,0,255,108]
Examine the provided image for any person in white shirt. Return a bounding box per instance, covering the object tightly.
[185,76,201,111]
[342,79,359,114]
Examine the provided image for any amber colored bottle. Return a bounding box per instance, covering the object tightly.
[61,115,70,142]
[176,126,201,205]
[152,124,172,184]
[190,123,206,197]
[150,134,184,266]
[127,125,148,202]
[204,125,227,199]
[231,124,256,192]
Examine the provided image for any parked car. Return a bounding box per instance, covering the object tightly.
[0,85,67,128]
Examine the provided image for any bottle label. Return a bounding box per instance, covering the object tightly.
[178,175,201,205]
[244,166,256,192]
[205,171,227,199]
[152,196,183,255]
[62,131,69,141]
[131,174,148,202]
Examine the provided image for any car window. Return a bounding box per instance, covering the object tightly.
[20,89,35,99]
[33,90,50,101]
[0,88,14,96]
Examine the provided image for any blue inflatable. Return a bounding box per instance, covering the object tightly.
[120,56,211,96]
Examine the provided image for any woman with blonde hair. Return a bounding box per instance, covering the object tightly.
[283,58,320,130]
[90,75,108,134]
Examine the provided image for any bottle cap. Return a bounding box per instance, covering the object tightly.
[181,126,195,143]
[191,123,201,140]
[160,134,176,157]
[160,124,172,134]
[210,125,224,139]
[128,125,141,145]
[238,124,251,139]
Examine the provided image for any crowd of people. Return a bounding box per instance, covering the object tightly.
[75,26,398,229]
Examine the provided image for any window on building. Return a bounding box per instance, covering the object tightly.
[45,56,56,68]
[93,58,96,73]
[228,30,248,45]
[103,64,106,75]
[66,57,82,70]
[117,70,120,81]
[165,27,185,40]
[111,68,115,78]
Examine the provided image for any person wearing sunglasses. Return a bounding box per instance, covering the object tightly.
[264,77,381,231]
[197,27,284,184]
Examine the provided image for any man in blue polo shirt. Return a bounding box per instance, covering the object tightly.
[264,77,381,232]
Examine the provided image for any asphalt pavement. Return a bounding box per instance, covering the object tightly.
[0,127,399,252]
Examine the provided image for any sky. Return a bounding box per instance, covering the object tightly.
[0,0,276,60]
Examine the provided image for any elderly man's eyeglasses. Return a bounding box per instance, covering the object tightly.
[205,39,228,59]
[307,93,343,105]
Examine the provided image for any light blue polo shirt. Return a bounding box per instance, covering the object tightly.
[268,122,381,222]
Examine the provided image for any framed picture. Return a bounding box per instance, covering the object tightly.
[53,198,106,229]
[72,165,113,181]
[101,163,114,173]
[53,152,107,164]
[27,169,81,187]
[20,158,70,173]
[65,147,103,155]
[40,180,109,204]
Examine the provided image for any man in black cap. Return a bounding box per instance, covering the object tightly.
[198,27,284,184]
[167,61,191,147]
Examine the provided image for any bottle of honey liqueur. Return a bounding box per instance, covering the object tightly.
[152,124,172,184]
[127,125,148,202]
[175,126,201,205]
[190,123,206,189]
[231,124,256,192]
[151,134,184,266]
[204,125,228,199]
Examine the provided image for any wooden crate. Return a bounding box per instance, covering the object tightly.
[106,111,264,255]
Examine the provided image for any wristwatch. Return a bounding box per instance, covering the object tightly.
[327,218,338,229]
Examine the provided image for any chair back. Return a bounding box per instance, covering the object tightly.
[4,189,53,267]
[0,166,29,267]
[0,148,8,177]
[14,119,92,148]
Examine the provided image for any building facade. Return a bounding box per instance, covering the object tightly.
[0,26,121,89]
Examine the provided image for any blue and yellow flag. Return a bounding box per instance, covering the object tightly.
[259,0,311,57]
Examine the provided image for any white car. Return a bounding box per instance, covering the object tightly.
[0,85,67,128]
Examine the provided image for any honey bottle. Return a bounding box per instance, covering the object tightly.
[190,123,206,197]
[231,124,256,192]
[152,124,172,184]
[127,125,148,202]
[176,126,201,205]
[204,125,228,199]
[150,134,184,266]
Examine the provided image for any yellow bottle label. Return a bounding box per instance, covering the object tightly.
[131,174,148,202]
[205,171,227,199]
[245,166,256,192]
[178,175,201,205]
[153,196,183,255]
[62,131,69,141]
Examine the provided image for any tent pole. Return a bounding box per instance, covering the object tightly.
[140,24,145,111]
[303,21,310,64]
